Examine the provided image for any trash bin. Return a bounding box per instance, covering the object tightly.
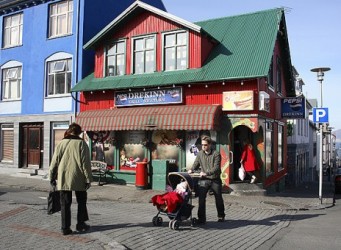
[135,162,148,189]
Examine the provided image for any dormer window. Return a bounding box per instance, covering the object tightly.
[163,31,188,71]
[132,35,156,74]
[105,40,126,76]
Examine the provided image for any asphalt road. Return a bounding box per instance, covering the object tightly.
[1,186,340,250]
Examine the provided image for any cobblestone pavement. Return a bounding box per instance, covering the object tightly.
[0,172,335,250]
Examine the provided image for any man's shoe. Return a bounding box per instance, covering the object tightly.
[76,223,90,232]
[62,228,73,236]
[217,217,225,222]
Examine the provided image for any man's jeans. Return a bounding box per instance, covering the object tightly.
[197,179,225,221]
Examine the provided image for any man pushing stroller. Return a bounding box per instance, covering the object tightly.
[188,136,225,224]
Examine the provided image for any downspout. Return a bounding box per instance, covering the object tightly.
[73,0,81,120]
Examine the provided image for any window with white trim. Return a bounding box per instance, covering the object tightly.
[265,122,274,174]
[47,58,72,96]
[1,124,14,162]
[2,13,23,48]
[49,0,73,38]
[1,66,22,100]
[163,31,188,71]
[106,40,125,76]
[133,35,155,74]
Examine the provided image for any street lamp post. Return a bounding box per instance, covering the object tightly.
[311,67,330,204]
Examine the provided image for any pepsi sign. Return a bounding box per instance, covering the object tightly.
[281,97,305,119]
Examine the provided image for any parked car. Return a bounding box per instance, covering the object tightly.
[334,168,341,194]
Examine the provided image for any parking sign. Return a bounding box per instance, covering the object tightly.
[313,108,329,123]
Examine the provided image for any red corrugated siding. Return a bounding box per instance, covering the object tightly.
[201,36,215,65]
[94,47,104,78]
[81,91,114,111]
[189,31,201,68]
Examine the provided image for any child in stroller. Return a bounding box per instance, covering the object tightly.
[151,172,195,230]
[150,181,188,213]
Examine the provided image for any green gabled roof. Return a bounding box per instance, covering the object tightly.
[72,8,285,92]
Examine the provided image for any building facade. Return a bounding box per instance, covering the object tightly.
[0,0,165,174]
[73,2,296,192]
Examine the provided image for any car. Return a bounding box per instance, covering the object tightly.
[334,168,341,194]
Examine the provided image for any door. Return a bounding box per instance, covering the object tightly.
[21,124,43,168]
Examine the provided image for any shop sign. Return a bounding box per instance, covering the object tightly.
[222,91,254,111]
[281,97,305,119]
[115,87,182,107]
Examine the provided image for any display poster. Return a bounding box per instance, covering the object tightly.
[222,91,254,111]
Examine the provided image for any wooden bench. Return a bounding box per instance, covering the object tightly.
[91,161,109,185]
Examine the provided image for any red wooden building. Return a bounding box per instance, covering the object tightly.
[72,2,295,192]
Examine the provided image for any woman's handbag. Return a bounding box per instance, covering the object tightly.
[238,164,246,181]
[47,186,61,215]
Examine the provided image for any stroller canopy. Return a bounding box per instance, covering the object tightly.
[167,172,194,192]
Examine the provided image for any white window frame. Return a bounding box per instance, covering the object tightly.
[46,56,72,97]
[2,13,23,48]
[132,35,156,74]
[265,121,274,175]
[105,40,126,77]
[278,124,284,171]
[1,63,22,101]
[48,0,73,38]
[162,30,188,71]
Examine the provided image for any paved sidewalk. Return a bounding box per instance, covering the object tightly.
[0,172,335,211]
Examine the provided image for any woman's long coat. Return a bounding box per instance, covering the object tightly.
[49,136,93,191]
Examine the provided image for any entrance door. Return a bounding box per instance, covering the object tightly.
[21,124,43,168]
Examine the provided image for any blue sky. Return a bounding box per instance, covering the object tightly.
[162,0,341,130]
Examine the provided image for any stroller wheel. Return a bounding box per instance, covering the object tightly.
[156,216,163,226]
[173,220,180,230]
[152,216,158,226]
[191,217,198,226]
[169,220,174,229]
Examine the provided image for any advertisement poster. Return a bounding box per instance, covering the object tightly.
[222,91,254,111]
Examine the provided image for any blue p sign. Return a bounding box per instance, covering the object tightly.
[313,108,329,123]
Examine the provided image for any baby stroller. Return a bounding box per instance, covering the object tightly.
[152,172,196,230]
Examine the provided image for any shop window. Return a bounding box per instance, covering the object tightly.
[163,31,188,71]
[51,122,69,154]
[132,35,156,74]
[119,131,145,170]
[1,65,22,100]
[89,131,116,167]
[105,40,126,76]
[2,13,23,48]
[278,124,284,171]
[49,0,73,38]
[1,124,14,162]
[265,122,274,174]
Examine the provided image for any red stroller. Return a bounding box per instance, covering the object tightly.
[151,172,196,230]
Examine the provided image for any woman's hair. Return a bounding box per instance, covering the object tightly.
[64,122,82,137]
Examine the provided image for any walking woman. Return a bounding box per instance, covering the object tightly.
[240,139,259,183]
[49,123,93,235]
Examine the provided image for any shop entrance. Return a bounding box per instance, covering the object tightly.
[231,125,253,183]
[20,123,43,169]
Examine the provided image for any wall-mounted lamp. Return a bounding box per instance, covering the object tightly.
[241,81,244,86]
[173,84,175,88]
[205,84,208,88]
[90,91,93,94]
[222,81,225,86]
[188,84,191,88]
[103,90,105,94]
[129,88,131,92]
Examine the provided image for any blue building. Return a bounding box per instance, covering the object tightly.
[0,0,165,174]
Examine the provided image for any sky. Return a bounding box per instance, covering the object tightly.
[162,0,341,131]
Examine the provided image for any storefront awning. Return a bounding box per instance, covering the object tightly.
[76,105,222,131]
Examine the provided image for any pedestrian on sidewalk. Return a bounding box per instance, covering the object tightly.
[240,138,259,184]
[49,122,93,236]
[188,136,225,224]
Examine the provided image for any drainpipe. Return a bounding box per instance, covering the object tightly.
[73,0,81,119]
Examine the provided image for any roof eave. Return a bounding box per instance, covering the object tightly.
[84,1,202,50]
